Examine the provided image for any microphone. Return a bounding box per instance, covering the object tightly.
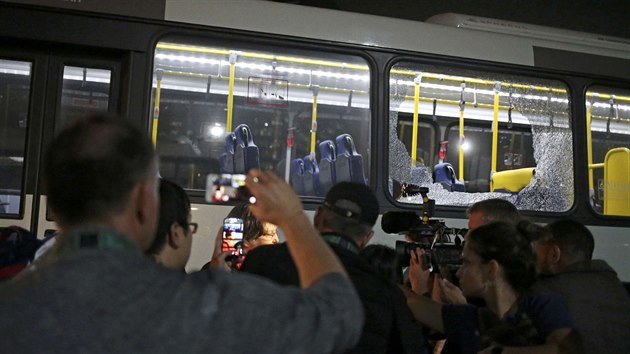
[381,211,420,234]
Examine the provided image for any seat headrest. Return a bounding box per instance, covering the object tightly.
[335,134,356,155]
[319,140,336,160]
[234,124,255,145]
[225,132,236,153]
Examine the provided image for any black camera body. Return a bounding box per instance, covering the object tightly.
[395,240,463,271]
[382,184,465,278]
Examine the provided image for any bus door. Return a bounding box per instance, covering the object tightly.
[0,44,122,236]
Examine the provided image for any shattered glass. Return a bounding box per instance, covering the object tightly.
[388,67,574,212]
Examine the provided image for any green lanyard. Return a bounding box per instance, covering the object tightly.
[56,228,138,255]
[322,233,360,254]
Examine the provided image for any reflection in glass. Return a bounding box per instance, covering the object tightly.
[58,66,111,132]
[0,59,31,215]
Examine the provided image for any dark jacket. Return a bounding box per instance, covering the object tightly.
[241,235,426,354]
[533,259,630,354]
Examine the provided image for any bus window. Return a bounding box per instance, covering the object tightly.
[151,40,371,194]
[396,117,437,168]
[586,86,630,216]
[389,62,573,212]
[57,66,111,132]
[0,59,31,216]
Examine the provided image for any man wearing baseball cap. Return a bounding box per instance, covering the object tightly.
[241,181,425,354]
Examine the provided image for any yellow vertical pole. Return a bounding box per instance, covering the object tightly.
[491,82,501,187]
[587,98,594,192]
[151,69,163,147]
[411,74,421,167]
[226,51,238,132]
[309,85,319,154]
[458,82,466,181]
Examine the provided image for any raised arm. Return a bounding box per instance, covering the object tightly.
[245,169,347,287]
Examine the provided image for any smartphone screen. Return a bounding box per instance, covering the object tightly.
[222,217,244,255]
[206,174,253,203]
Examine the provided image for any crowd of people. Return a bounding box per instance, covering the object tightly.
[0,114,629,353]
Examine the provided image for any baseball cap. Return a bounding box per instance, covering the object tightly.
[323,182,379,226]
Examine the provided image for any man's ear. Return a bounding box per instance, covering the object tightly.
[550,244,562,265]
[135,179,156,226]
[358,230,374,249]
[167,222,181,249]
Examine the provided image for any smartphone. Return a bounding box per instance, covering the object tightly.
[221,217,244,257]
[206,173,254,203]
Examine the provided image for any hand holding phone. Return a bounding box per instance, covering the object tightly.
[222,217,244,261]
[206,174,254,203]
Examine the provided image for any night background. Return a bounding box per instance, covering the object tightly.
[270,0,630,39]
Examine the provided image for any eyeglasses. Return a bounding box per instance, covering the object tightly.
[188,222,198,235]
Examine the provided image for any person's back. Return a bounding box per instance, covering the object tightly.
[243,241,424,354]
[4,246,359,353]
[531,219,630,354]
[242,182,425,354]
[0,115,364,353]
[534,260,630,353]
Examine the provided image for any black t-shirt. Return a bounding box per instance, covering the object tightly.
[241,236,426,354]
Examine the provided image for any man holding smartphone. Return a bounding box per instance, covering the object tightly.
[241,181,426,354]
[0,115,363,354]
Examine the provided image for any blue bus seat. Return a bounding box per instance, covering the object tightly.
[233,124,260,173]
[433,162,465,192]
[220,132,236,173]
[335,133,367,184]
[290,158,305,195]
[318,140,337,195]
[303,154,321,197]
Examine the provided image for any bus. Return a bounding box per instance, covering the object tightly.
[1,1,629,279]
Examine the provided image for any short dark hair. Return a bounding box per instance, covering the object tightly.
[227,204,266,243]
[544,219,594,263]
[468,220,538,293]
[146,179,191,257]
[467,198,521,224]
[43,115,156,226]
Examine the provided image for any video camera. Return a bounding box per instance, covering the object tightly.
[381,184,465,278]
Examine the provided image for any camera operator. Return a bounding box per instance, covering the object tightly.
[431,199,522,304]
[241,182,426,354]
[405,221,583,354]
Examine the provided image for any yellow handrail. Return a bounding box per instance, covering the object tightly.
[411,75,421,167]
[491,83,500,180]
[226,52,237,132]
[587,103,595,192]
[157,43,368,71]
[157,43,630,103]
[589,163,605,169]
[458,82,465,181]
[151,69,163,147]
[309,86,319,155]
